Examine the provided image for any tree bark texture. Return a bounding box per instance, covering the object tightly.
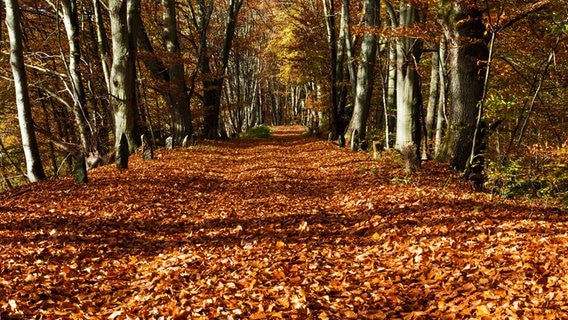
[109,0,141,153]
[60,0,91,152]
[322,0,339,138]
[425,48,439,157]
[345,0,380,146]
[5,0,46,182]
[394,4,422,154]
[442,0,488,171]
[199,0,242,139]
[163,0,193,144]
[434,40,447,158]
[93,0,111,92]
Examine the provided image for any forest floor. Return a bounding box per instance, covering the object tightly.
[0,125,567,319]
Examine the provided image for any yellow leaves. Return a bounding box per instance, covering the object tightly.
[318,312,330,320]
[371,232,381,241]
[343,310,358,319]
[250,311,268,319]
[476,305,491,317]
[237,277,255,290]
[276,296,290,309]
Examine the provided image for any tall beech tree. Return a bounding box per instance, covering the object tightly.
[322,0,339,139]
[434,40,447,158]
[394,3,424,172]
[425,46,440,158]
[391,3,423,158]
[345,0,380,148]
[322,0,349,141]
[223,3,272,134]
[439,0,554,174]
[322,0,356,141]
[109,0,141,166]
[163,0,193,144]
[5,0,46,182]
[56,0,92,154]
[123,1,193,145]
[193,0,243,139]
[439,0,488,172]
[93,0,111,91]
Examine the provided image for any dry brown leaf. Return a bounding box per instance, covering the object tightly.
[0,126,566,319]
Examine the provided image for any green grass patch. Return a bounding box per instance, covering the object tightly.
[244,125,272,138]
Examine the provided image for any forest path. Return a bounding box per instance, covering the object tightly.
[0,126,567,318]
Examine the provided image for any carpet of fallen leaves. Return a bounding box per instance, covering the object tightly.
[1,126,567,319]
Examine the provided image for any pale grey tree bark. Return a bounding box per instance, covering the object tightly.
[109,0,141,167]
[322,0,339,137]
[223,42,263,134]
[5,0,46,182]
[93,0,111,91]
[434,40,447,158]
[394,4,422,153]
[56,0,92,153]
[384,2,397,123]
[345,0,380,148]
[425,48,439,158]
[386,44,396,120]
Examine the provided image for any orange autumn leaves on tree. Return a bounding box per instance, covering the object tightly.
[0,126,567,318]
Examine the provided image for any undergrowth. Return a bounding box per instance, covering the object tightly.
[485,144,568,209]
[244,125,272,138]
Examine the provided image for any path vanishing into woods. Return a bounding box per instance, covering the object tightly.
[1,125,567,319]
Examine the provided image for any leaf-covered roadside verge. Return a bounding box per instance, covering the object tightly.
[0,126,566,319]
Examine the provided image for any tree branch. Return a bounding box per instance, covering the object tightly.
[496,0,552,32]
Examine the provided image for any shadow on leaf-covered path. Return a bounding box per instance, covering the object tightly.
[0,125,567,318]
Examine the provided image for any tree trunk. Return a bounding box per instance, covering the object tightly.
[93,0,111,92]
[60,0,92,153]
[434,40,447,158]
[322,0,349,141]
[163,0,193,144]
[202,77,223,139]
[198,0,242,139]
[345,0,380,147]
[336,0,350,138]
[5,0,46,182]
[109,0,141,156]
[384,2,397,123]
[425,48,439,158]
[441,0,488,171]
[90,0,114,152]
[386,43,397,119]
[394,4,422,154]
[322,0,339,138]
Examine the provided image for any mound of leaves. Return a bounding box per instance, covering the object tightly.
[0,126,566,319]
